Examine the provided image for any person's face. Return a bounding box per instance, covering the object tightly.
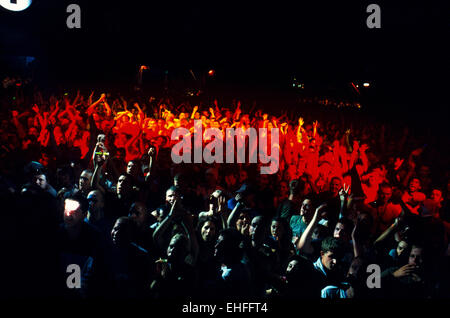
[129,205,147,228]
[300,199,313,218]
[408,247,423,267]
[236,212,250,234]
[397,240,408,257]
[347,258,363,280]
[111,219,127,245]
[64,199,85,227]
[79,171,92,193]
[286,260,300,276]
[271,220,284,239]
[333,222,349,242]
[321,251,339,271]
[117,175,132,197]
[126,161,139,177]
[250,216,263,238]
[409,178,421,193]
[167,236,185,261]
[379,186,392,203]
[173,176,184,188]
[430,190,443,204]
[225,174,237,187]
[239,170,248,183]
[165,189,178,205]
[330,178,342,194]
[201,221,216,242]
[34,174,47,190]
[87,190,104,213]
[28,127,38,137]
[280,182,288,195]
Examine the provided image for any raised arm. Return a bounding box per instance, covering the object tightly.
[297,203,327,254]
[86,94,105,116]
[351,218,362,258]
[374,217,400,246]
[90,141,108,195]
[152,200,181,251]
[226,194,244,229]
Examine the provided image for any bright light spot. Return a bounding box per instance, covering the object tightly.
[65,199,80,216]
[0,0,32,12]
[363,82,370,87]
[208,69,215,76]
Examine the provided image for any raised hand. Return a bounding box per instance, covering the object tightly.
[240,222,250,236]
[314,203,328,220]
[217,194,227,214]
[339,183,350,200]
[148,145,156,158]
[235,193,244,204]
[394,158,404,170]
[359,144,369,153]
[393,264,417,278]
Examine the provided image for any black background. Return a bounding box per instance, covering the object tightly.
[0,1,448,116]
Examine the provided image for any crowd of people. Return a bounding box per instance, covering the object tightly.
[0,84,449,300]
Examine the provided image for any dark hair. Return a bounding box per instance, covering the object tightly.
[197,216,220,233]
[167,185,179,194]
[336,217,354,233]
[321,236,344,255]
[378,182,392,190]
[271,217,290,236]
[128,159,141,167]
[114,216,136,240]
[81,169,93,176]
